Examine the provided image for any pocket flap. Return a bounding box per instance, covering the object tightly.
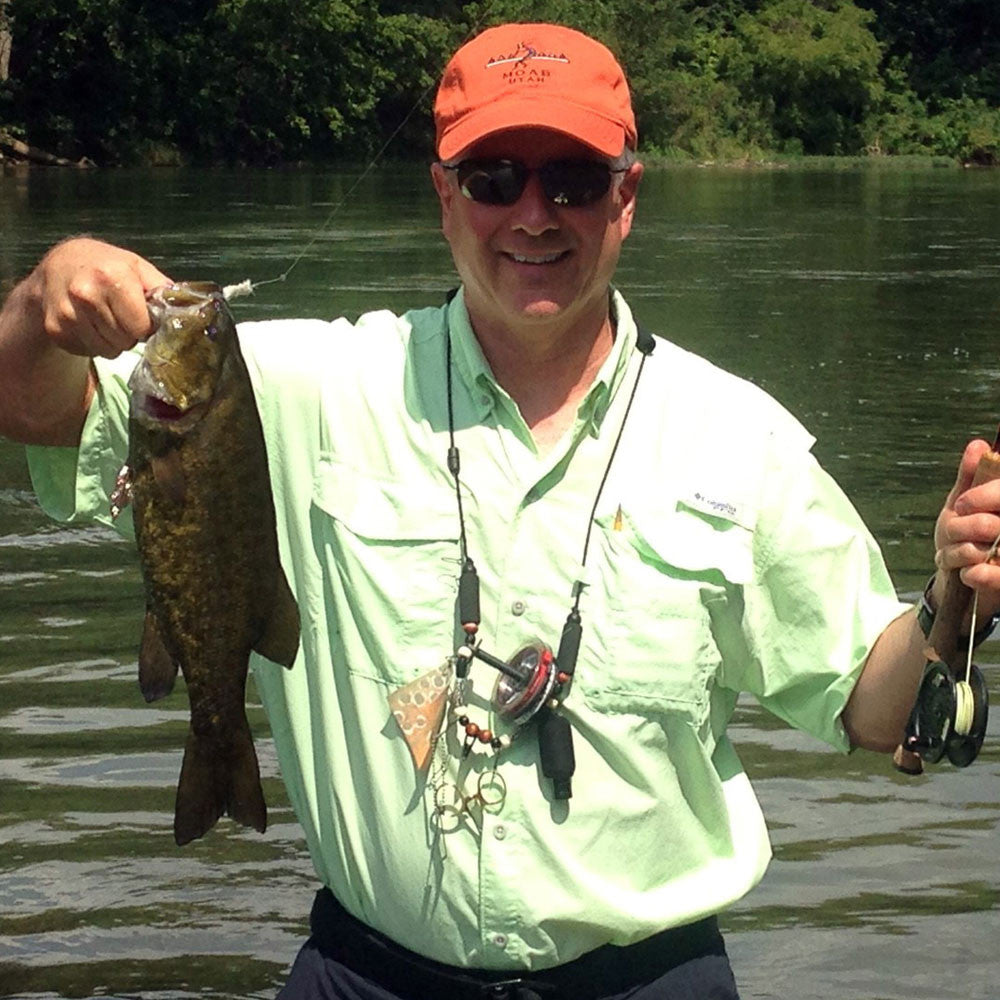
[613,501,754,585]
[312,458,458,542]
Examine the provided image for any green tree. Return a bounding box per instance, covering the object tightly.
[720,0,884,154]
[858,0,1000,104]
[6,0,440,163]
[856,0,1000,162]
[4,0,998,164]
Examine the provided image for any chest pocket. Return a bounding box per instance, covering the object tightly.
[310,458,461,687]
[577,498,754,725]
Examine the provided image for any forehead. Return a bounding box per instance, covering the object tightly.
[458,127,611,164]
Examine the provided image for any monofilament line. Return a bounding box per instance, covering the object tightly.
[221,11,498,301]
[964,528,1000,684]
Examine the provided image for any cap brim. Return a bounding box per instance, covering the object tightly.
[437,98,628,161]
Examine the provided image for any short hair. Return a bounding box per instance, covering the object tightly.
[610,147,638,172]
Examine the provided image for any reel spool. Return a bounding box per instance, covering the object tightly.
[903,658,989,767]
[492,642,558,725]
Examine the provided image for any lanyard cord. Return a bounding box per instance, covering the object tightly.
[444,301,655,677]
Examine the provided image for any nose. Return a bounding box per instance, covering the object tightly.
[510,172,559,235]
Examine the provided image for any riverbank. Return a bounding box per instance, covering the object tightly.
[0,141,978,174]
[642,150,966,170]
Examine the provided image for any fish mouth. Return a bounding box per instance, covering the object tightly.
[130,365,210,429]
[135,392,209,428]
[141,396,186,422]
[128,355,212,430]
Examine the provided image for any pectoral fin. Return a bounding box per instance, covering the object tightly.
[138,609,179,702]
[252,568,300,668]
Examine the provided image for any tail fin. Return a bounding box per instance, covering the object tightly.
[173,714,267,845]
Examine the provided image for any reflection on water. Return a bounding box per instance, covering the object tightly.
[1,164,999,1000]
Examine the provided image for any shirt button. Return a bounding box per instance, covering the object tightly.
[492,932,508,948]
[494,824,507,840]
[510,600,526,616]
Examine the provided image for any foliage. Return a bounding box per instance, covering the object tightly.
[1,0,997,165]
[867,89,1000,164]
[4,0,449,163]
[718,0,885,155]
[857,0,1000,104]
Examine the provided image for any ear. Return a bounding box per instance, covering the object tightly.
[617,161,643,239]
[430,162,456,229]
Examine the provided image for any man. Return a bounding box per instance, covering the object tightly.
[0,22,998,1000]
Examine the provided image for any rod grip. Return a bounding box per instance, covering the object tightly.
[458,558,480,628]
[538,708,575,800]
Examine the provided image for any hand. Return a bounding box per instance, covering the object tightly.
[932,437,1000,617]
[31,237,172,358]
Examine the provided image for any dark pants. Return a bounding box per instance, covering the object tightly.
[276,889,742,1000]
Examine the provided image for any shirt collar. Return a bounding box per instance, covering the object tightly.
[445,286,640,432]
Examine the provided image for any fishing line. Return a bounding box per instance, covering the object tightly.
[957,527,1000,735]
[221,6,499,304]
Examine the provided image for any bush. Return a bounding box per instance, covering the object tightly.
[719,0,885,155]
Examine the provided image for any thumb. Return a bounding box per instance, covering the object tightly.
[135,257,173,295]
[946,437,995,511]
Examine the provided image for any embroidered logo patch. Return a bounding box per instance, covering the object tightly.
[485,43,570,69]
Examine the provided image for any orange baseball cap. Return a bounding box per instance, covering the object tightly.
[434,23,637,161]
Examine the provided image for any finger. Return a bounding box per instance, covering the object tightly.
[954,478,1000,519]
[956,557,1000,596]
[125,258,173,343]
[65,280,139,357]
[939,510,1000,549]
[937,536,1000,573]
[106,279,158,347]
[42,293,122,359]
[944,438,993,511]
[64,258,167,353]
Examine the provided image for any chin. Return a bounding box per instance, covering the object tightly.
[516,299,566,321]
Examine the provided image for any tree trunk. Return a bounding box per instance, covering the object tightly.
[0,132,95,167]
[0,0,10,82]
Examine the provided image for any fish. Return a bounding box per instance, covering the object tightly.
[112,281,299,845]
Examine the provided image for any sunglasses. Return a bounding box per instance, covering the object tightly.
[442,158,627,208]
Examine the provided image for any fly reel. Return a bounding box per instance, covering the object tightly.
[902,658,989,768]
[456,638,577,799]
[493,642,559,724]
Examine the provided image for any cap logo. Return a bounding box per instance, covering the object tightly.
[485,43,570,69]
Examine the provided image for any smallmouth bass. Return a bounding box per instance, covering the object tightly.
[113,281,299,845]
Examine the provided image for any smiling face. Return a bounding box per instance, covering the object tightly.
[431,128,642,348]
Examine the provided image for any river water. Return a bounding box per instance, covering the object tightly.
[1,163,999,999]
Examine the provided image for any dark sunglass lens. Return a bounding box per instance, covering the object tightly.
[539,160,612,206]
[457,160,527,205]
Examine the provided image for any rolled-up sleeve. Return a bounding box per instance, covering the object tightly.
[25,351,139,537]
[734,449,908,750]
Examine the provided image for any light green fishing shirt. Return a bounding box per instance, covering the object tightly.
[27,288,906,970]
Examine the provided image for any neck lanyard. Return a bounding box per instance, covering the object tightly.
[442,293,655,800]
